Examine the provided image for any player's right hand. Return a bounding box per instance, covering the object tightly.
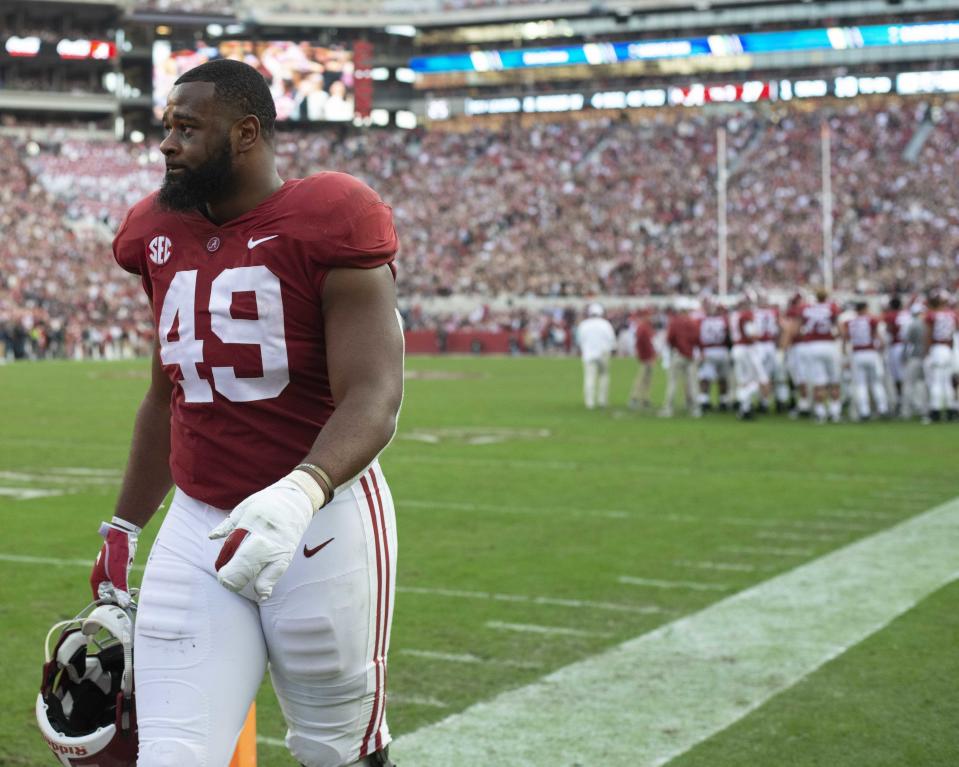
[210,469,326,602]
[90,517,141,608]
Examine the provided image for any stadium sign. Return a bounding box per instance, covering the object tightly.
[4,36,41,57]
[429,68,956,121]
[410,19,959,75]
[56,39,116,60]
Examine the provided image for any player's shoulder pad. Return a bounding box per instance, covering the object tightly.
[112,191,164,276]
[293,172,398,269]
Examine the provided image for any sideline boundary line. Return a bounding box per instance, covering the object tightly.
[391,495,959,766]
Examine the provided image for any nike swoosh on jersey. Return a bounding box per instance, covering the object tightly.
[303,537,335,558]
[247,235,279,249]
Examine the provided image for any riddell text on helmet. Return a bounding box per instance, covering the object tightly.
[44,737,89,757]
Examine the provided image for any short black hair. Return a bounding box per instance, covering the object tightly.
[888,296,902,310]
[176,59,276,140]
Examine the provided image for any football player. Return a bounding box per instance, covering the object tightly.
[660,300,701,418]
[881,296,910,412]
[729,297,768,420]
[842,300,889,420]
[752,293,786,412]
[627,308,657,411]
[901,302,929,420]
[696,297,732,412]
[790,288,842,423]
[924,292,959,421]
[89,60,402,767]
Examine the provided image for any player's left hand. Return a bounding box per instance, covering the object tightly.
[209,470,326,601]
[90,517,141,608]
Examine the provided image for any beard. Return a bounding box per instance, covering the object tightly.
[157,139,236,212]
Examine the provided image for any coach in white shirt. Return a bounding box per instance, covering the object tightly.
[576,303,617,409]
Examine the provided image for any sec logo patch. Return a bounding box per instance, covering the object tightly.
[148,235,172,265]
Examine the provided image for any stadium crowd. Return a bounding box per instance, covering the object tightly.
[2,96,958,376]
[0,137,152,362]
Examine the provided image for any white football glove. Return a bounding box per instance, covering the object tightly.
[209,470,326,601]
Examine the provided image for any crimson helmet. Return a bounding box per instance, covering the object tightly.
[36,599,137,766]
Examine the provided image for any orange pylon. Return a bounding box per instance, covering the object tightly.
[229,704,257,767]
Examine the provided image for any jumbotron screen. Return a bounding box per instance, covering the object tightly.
[153,40,356,122]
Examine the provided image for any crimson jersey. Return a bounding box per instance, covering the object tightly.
[698,315,729,349]
[882,309,910,345]
[927,309,958,346]
[845,314,880,351]
[667,314,698,359]
[634,320,656,362]
[730,310,754,346]
[789,302,839,343]
[753,306,780,343]
[113,172,398,509]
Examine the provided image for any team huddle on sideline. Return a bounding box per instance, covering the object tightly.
[576,290,959,424]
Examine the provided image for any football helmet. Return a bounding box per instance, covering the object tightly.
[36,598,137,766]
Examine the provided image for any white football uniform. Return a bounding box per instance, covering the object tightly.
[697,316,730,382]
[135,463,396,767]
[795,303,841,387]
[924,310,958,412]
[846,315,887,418]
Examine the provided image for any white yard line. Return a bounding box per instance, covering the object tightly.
[0,487,65,500]
[401,498,631,520]
[49,467,122,476]
[814,509,900,521]
[0,553,141,571]
[398,585,664,615]
[0,553,93,567]
[486,621,610,638]
[870,490,944,500]
[720,545,815,557]
[400,649,542,670]
[618,576,730,592]
[722,517,873,533]
[388,694,450,709]
[673,560,758,573]
[401,498,698,523]
[755,530,841,542]
[387,453,917,485]
[0,471,112,485]
[392,495,959,766]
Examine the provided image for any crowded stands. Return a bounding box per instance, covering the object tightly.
[2,96,958,373]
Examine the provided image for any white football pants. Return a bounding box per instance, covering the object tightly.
[924,344,957,412]
[851,350,888,418]
[786,346,805,386]
[799,341,841,388]
[901,358,928,418]
[755,342,788,403]
[697,348,731,383]
[582,355,610,409]
[732,345,766,412]
[134,463,397,767]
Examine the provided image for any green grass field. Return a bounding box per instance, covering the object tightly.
[2,355,957,766]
